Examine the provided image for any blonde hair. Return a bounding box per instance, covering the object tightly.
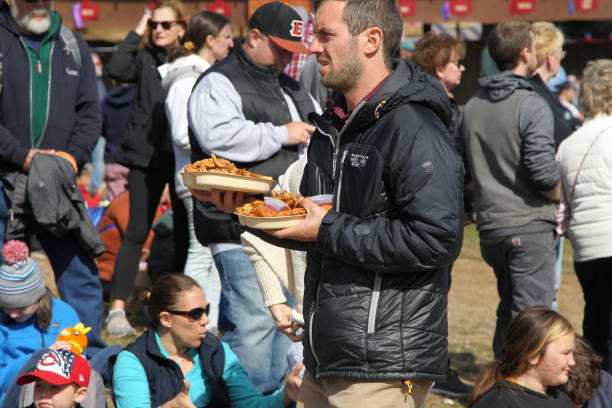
[531,22,564,68]
[471,307,573,405]
[579,59,612,118]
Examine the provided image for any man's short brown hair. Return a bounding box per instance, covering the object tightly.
[315,0,403,68]
[488,21,532,72]
[412,32,466,78]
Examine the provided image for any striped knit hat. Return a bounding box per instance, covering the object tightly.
[0,240,46,309]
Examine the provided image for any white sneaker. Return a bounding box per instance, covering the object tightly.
[105,309,136,337]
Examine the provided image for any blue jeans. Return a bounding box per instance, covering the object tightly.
[90,137,105,192]
[551,237,564,311]
[213,248,292,393]
[0,182,106,356]
[182,197,221,331]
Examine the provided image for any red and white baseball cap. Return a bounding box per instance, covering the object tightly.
[17,350,91,388]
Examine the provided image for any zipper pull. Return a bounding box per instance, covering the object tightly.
[36,59,42,74]
[402,379,413,394]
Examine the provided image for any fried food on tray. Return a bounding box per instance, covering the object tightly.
[236,191,307,217]
[185,154,273,180]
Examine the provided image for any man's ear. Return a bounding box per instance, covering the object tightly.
[159,311,172,328]
[362,27,383,58]
[74,386,87,404]
[245,28,261,48]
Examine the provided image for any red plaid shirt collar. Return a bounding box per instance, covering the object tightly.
[330,72,392,123]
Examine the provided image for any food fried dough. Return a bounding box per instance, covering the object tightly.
[185,154,273,180]
[236,191,307,217]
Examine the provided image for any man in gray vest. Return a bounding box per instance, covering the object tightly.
[463,21,561,357]
[187,1,320,393]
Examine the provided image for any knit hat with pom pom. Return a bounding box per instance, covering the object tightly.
[0,240,45,309]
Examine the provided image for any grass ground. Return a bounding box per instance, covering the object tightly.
[38,224,584,407]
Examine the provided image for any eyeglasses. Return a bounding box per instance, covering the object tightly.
[449,59,464,68]
[553,49,567,59]
[147,20,179,30]
[167,304,210,321]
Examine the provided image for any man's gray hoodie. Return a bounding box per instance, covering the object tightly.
[463,71,559,233]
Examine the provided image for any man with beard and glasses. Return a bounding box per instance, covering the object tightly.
[187,1,321,394]
[192,0,464,405]
[0,0,106,355]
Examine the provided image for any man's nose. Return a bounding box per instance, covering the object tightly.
[309,38,323,54]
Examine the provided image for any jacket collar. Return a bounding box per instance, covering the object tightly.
[319,59,452,134]
[234,40,282,80]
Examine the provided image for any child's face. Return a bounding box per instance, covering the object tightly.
[34,381,86,408]
[3,302,38,323]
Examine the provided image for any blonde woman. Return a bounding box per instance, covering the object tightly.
[105,0,188,337]
[557,59,612,374]
[471,307,575,407]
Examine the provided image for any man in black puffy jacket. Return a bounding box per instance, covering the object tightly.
[195,0,464,405]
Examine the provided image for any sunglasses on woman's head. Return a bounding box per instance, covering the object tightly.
[167,304,210,321]
[147,20,178,30]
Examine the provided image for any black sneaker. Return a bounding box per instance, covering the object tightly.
[430,368,473,398]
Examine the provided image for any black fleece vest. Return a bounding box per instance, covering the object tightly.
[113,329,229,408]
[189,42,316,244]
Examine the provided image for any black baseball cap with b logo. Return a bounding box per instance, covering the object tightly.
[249,1,309,54]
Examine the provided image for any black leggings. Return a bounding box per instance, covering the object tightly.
[111,153,188,301]
[574,256,612,374]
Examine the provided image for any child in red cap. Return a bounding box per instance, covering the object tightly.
[16,349,91,408]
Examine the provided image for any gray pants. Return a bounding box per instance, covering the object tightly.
[480,230,557,357]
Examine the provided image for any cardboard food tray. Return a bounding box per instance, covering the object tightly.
[236,213,306,230]
[181,172,275,194]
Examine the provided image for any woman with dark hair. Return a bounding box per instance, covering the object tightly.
[111,274,301,408]
[0,241,79,402]
[105,0,190,337]
[162,11,234,334]
[471,307,576,407]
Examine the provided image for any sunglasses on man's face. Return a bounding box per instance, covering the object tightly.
[147,20,178,30]
[167,304,210,321]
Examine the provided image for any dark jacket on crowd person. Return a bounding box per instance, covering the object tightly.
[110,327,229,407]
[254,60,464,382]
[101,84,137,164]
[189,42,316,246]
[529,74,573,149]
[472,380,574,408]
[0,4,101,177]
[2,155,104,256]
[105,31,172,169]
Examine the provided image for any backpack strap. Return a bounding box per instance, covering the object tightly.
[59,26,81,70]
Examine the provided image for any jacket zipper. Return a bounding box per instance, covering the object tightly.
[332,101,366,179]
[307,102,367,375]
[308,283,322,372]
[367,273,382,333]
[38,42,54,147]
[19,38,35,147]
[18,39,54,148]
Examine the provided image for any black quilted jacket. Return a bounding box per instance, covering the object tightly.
[253,59,464,382]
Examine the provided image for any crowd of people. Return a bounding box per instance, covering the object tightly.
[0,0,611,406]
